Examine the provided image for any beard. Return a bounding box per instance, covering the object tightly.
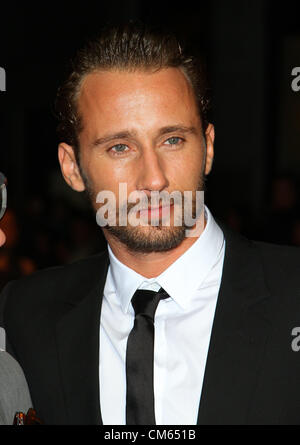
[80,166,206,254]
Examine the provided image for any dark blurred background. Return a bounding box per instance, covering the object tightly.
[0,0,299,288]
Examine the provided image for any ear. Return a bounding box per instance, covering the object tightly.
[58,143,85,192]
[204,123,215,175]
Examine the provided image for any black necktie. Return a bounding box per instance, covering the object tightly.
[126,287,169,425]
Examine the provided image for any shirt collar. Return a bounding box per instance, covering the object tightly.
[107,245,150,314]
[107,206,224,313]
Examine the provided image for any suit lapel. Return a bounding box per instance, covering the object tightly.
[55,252,109,425]
[197,224,271,424]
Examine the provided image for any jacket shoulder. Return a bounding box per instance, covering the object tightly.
[0,250,109,328]
[220,220,299,297]
[253,240,300,296]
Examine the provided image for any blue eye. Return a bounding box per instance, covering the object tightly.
[165,137,182,145]
[110,144,129,154]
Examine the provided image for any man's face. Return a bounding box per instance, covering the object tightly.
[58,67,214,252]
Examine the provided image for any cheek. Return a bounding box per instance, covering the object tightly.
[168,151,204,190]
[84,156,136,195]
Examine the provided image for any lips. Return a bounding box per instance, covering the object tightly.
[139,204,174,219]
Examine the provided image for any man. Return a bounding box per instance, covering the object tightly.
[0,23,300,425]
[0,173,33,425]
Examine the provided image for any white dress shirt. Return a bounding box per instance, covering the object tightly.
[99,206,225,425]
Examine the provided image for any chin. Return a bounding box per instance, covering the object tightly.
[106,224,187,253]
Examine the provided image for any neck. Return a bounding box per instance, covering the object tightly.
[103,214,206,278]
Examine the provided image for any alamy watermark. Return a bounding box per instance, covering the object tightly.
[0,67,6,92]
[291,327,300,352]
[291,67,300,92]
[95,184,205,237]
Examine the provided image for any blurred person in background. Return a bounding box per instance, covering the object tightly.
[261,173,299,245]
[0,208,36,290]
[0,173,33,425]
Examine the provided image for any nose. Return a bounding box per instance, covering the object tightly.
[136,147,169,195]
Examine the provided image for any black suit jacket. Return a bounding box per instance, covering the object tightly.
[0,223,299,425]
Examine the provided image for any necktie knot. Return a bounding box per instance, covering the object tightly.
[131,287,169,321]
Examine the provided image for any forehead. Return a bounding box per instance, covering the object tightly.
[77,68,200,135]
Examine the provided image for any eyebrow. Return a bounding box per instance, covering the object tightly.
[90,125,198,148]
